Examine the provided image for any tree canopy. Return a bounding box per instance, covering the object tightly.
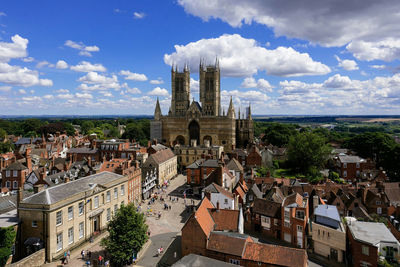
[0,226,16,267]
[260,123,298,147]
[101,203,148,267]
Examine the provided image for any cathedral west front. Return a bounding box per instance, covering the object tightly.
[150,60,253,152]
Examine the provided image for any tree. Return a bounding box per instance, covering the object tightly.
[22,119,43,135]
[63,122,76,136]
[101,203,148,267]
[287,132,331,176]
[0,226,16,266]
[0,129,7,139]
[81,121,95,135]
[261,123,298,147]
[0,142,14,153]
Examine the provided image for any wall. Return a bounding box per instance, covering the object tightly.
[312,222,345,262]
[347,227,378,267]
[210,193,234,210]
[7,248,45,267]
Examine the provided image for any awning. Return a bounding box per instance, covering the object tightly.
[89,208,104,218]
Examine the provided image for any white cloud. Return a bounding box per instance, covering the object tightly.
[75,92,93,99]
[346,39,400,61]
[133,12,146,19]
[78,72,120,91]
[164,34,330,77]
[43,94,54,100]
[30,90,35,94]
[0,86,11,92]
[64,40,100,57]
[148,87,169,96]
[370,65,386,69]
[99,91,113,97]
[22,96,42,102]
[36,61,49,68]
[335,55,358,71]
[241,77,273,92]
[22,57,34,62]
[0,62,53,87]
[57,93,74,99]
[0,35,28,62]
[190,78,199,93]
[119,70,148,81]
[56,60,68,69]
[18,89,26,94]
[70,61,106,72]
[150,78,164,85]
[55,89,69,93]
[124,84,141,94]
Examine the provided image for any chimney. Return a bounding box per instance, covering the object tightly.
[33,184,44,194]
[17,187,23,217]
[239,173,244,184]
[26,147,32,172]
[41,166,47,180]
[216,201,220,210]
[313,195,319,212]
[56,131,60,137]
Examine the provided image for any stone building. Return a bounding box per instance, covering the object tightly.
[18,172,128,262]
[150,61,253,153]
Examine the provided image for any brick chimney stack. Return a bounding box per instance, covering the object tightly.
[17,187,23,217]
[26,146,32,172]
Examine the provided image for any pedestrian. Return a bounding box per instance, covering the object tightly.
[98,255,103,265]
[81,250,85,259]
[86,259,91,266]
[64,251,68,264]
[169,204,171,210]
[104,260,109,266]
[67,250,70,260]
[88,250,92,259]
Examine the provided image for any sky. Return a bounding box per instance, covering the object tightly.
[1,0,400,116]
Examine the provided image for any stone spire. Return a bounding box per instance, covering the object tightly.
[248,103,252,120]
[227,96,235,119]
[154,97,162,120]
[238,107,241,120]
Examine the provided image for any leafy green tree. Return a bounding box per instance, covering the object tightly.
[0,226,16,266]
[22,119,43,135]
[63,122,76,136]
[81,121,95,135]
[262,123,298,147]
[122,120,150,146]
[101,203,148,267]
[88,128,104,139]
[0,142,14,153]
[0,129,7,139]
[287,132,331,176]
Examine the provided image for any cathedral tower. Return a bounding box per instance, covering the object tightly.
[199,59,220,116]
[171,64,190,117]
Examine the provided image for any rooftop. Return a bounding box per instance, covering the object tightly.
[348,221,398,246]
[338,155,364,163]
[314,205,341,222]
[0,209,19,227]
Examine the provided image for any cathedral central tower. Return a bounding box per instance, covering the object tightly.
[199,60,220,116]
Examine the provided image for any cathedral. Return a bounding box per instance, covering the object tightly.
[150,60,253,152]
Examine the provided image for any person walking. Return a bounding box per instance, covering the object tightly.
[81,250,85,260]
[98,255,103,265]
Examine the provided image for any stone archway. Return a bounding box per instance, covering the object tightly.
[188,120,200,146]
[203,135,212,146]
[175,135,185,145]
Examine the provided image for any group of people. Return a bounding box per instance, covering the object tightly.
[80,250,109,266]
[61,250,70,265]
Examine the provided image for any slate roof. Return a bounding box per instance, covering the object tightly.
[314,205,341,222]
[21,172,124,206]
[249,183,263,199]
[186,159,204,169]
[348,221,398,246]
[338,155,364,163]
[203,183,234,199]
[202,159,219,168]
[67,147,98,154]
[242,242,307,267]
[5,161,27,171]
[0,209,19,227]
[226,158,244,172]
[151,144,167,152]
[15,137,42,145]
[148,148,175,164]
[252,198,281,218]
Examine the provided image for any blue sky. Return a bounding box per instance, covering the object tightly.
[1,0,400,115]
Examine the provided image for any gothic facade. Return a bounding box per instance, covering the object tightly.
[150,61,253,152]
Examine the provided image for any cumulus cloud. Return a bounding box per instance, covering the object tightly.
[347,39,400,61]
[164,34,330,77]
[0,86,11,92]
[124,85,141,94]
[70,61,106,72]
[370,65,386,69]
[55,89,69,93]
[75,92,93,99]
[22,57,34,62]
[148,87,169,96]
[78,72,120,91]
[18,89,27,94]
[190,78,199,93]
[177,0,400,61]
[56,60,68,69]
[36,61,49,68]
[0,62,53,87]
[57,93,74,99]
[133,12,146,19]
[335,55,358,71]
[241,77,273,92]
[65,40,100,57]
[150,78,164,85]
[0,12,6,16]
[0,35,28,62]
[119,70,148,81]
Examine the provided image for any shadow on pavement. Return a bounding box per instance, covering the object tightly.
[157,235,182,267]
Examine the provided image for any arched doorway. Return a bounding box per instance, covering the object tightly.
[175,135,185,145]
[203,135,212,146]
[188,120,200,146]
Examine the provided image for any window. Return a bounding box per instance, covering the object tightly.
[296,210,305,220]
[106,191,111,202]
[32,220,37,227]
[297,225,303,232]
[13,181,18,188]
[79,202,84,216]
[121,185,125,196]
[343,163,347,168]
[68,227,74,244]
[224,198,228,204]
[56,232,63,252]
[68,206,73,220]
[6,170,10,177]
[13,170,17,177]
[56,210,62,226]
[107,208,111,221]
[229,259,240,265]
[356,162,360,168]
[249,194,253,201]
[362,245,369,256]
[114,204,118,213]
[376,200,382,205]
[261,216,271,229]
[114,188,118,199]
[5,181,10,188]
[79,222,84,239]
[343,171,347,178]
[94,196,99,209]
[377,207,382,214]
